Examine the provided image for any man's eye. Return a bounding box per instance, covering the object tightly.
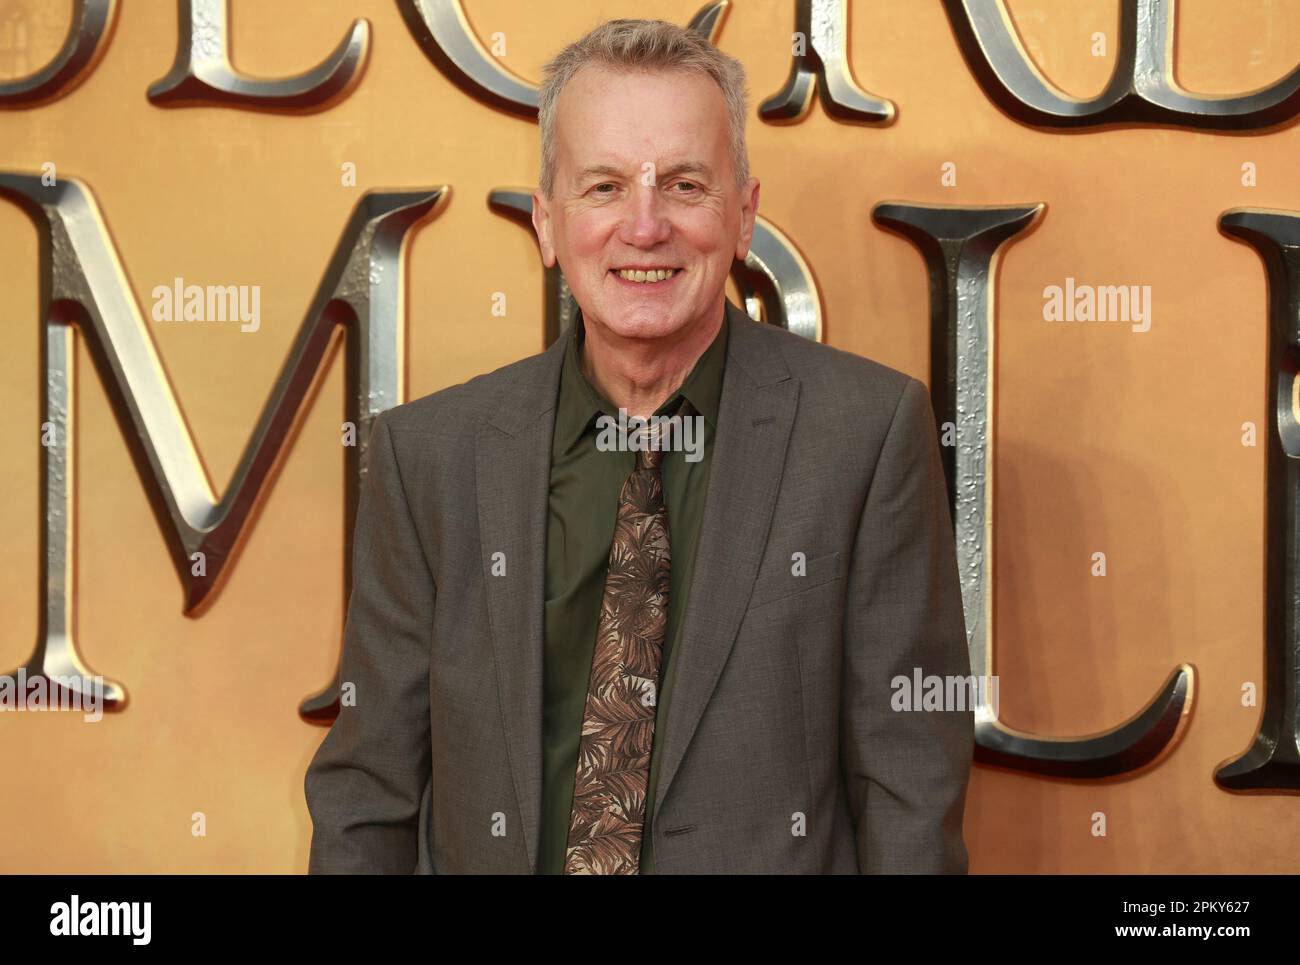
[592,183,616,195]
[672,181,699,193]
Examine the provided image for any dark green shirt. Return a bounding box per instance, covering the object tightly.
[538,305,728,874]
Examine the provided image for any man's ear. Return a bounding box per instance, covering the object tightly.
[531,190,557,268]
[735,177,761,261]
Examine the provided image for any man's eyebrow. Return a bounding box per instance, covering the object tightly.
[575,161,715,182]
[657,161,714,181]
[576,163,628,181]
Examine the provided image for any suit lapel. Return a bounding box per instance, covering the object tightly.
[476,328,569,874]
[652,300,800,822]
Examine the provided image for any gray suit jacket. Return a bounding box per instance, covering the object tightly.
[305,297,974,874]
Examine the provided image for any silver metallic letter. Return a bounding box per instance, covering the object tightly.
[874,200,1194,777]
[149,0,370,109]
[0,0,115,107]
[760,0,894,124]
[943,0,1300,129]
[1216,208,1300,792]
[0,174,445,717]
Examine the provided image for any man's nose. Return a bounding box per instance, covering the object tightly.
[618,183,671,247]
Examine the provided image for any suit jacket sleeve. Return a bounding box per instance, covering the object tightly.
[841,376,974,873]
[304,409,435,873]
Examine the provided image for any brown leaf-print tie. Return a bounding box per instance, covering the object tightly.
[564,398,693,875]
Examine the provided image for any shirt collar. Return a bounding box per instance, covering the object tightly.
[554,303,729,454]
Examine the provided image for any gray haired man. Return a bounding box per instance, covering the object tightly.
[305,18,973,875]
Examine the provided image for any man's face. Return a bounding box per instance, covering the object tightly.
[532,65,759,344]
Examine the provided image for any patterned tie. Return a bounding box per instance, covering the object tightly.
[563,397,693,875]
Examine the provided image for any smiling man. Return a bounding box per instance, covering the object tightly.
[305,18,974,875]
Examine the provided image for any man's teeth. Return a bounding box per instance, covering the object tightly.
[615,268,678,283]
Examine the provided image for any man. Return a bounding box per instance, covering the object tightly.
[305,18,973,874]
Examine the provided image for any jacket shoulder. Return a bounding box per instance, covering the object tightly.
[742,316,917,411]
[375,343,557,444]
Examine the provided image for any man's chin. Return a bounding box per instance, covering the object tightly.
[578,299,681,340]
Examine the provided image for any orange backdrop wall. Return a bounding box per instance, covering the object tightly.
[1,0,1296,872]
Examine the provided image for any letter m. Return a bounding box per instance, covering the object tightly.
[0,173,445,722]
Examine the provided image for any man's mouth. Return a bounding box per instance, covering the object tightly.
[609,266,683,285]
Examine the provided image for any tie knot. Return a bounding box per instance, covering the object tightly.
[636,446,663,471]
[632,397,694,471]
